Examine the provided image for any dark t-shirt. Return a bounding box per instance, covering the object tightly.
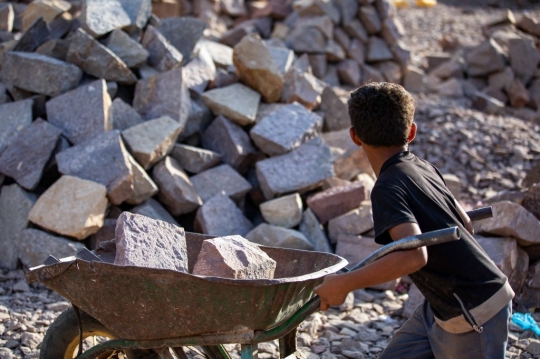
[371,151,507,321]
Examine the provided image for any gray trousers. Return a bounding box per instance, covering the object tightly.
[378,300,511,359]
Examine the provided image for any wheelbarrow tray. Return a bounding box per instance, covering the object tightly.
[27,232,347,341]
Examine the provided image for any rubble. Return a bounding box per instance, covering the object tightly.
[18,229,85,269]
[246,223,313,250]
[191,164,252,202]
[0,100,33,155]
[307,182,368,224]
[259,193,303,228]
[201,83,261,126]
[195,193,253,237]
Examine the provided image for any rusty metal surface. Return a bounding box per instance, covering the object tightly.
[27,232,347,340]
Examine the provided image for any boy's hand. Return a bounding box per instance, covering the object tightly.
[314,274,350,311]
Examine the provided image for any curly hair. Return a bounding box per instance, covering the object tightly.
[348,82,415,147]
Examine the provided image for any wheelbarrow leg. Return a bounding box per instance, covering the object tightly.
[240,344,258,359]
[279,328,305,359]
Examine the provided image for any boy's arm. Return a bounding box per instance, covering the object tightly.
[314,222,426,310]
[454,199,473,235]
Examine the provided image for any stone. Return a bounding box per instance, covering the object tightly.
[475,235,521,284]
[233,33,283,103]
[177,98,213,142]
[182,46,216,94]
[246,223,313,250]
[319,86,349,132]
[108,98,144,131]
[516,261,540,309]
[307,183,368,224]
[0,4,14,32]
[470,91,505,115]
[322,129,373,180]
[12,17,50,52]
[80,0,131,37]
[343,19,368,43]
[299,208,332,253]
[328,203,373,243]
[158,17,206,60]
[0,119,61,191]
[403,66,425,93]
[281,68,325,110]
[18,228,84,269]
[292,53,312,74]
[87,218,116,249]
[201,83,260,126]
[325,40,346,63]
[125,155,158,205]
[142,25,183,72]
[528,79,540,110]
[505,79,530,109]
[200,39,233,69]
[260,193,303,228]
[46,80,112,145]
[465,39,506,77]
[346,39,365,65]
[0,100,33,155]
[152,156,202,216]
[268,45,294,76]
[115,212,189,272]
[0,184,36,269]
[523,184,540,221]
[337,60,361,86]
[170,144,221,174]
[366,37,393,62]
[22,0,70,31]
[29,176,107,240]
[1,52,82,97]
[361,63,386,83]
[488,67,514,91]
[436,78,463,98]
[201,115,256,173]
[104,29,149,68]
[120,0,152,30]
[336,234,398,290]
[402,284,424,318]
[442,174,461,199]
[133,67,191,126]
[36,39,70,61]
[286,27,326,54]
[474,201,540,247]
[122,116,182,170]
[509,37,540,85]
[334,27,351,50]
[195,193,253,236]
[517,14,540,38]
[21,332,43,350]
[359,5,382,34]
[193,235,276,279]
[191,164,252,202]
[250,102,323,156]
[381,17,404,45]
[132,198,179,226]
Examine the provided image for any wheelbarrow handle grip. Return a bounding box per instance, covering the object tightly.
[466,206,493,222]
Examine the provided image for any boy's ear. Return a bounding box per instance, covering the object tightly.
[349,127,363,147]
[408,123,417,143]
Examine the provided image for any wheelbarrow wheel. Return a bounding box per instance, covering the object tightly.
[40,307,157,359]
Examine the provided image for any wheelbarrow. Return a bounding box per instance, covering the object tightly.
[25,207,492,359]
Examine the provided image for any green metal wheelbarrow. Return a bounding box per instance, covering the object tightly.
[25,207,492,359]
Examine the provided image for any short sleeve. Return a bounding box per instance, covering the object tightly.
[371,184,417,245]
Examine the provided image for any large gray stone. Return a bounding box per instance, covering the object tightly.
[177,99,213,142]
[509,37,540,85]
[366,37,393,62]
[307,182,368,224]
[132,198,178,226]
[201,115,256,173]
[246,223,313,250]
[12,17,50,53]
[255,103,289,124]
[191,164,252,202]
[0,119,61,191]
[322,129,373,180]
[56,130,133,205]
[337,59,361,86]
[119,0,152,30]
[29,176,108,240]
[359,5,382,34]
[158,17,206,60]
[133,67,191,126]
[299,208,332,253]
[115,211,189,272]
[0,184,36,269]
[319,86,349,132]
[250,103,323,157]
[1,52,82,97]
[260,193,303,228]
[152,156,202,216]
[80,0,131,37]
[46,79,112,145]
[286,27,326,54]
[200,39,233,69]
[108,98,144,131]
[195,193,253,236]
[170,144,221,174]
[256,137,334,199]
[125,155,157,205]
[328,203,373,243]
[182,46,216,94]
[0,100,33,155]
[465,38,506,77]
[193,235,276,279]
[36,39,70,61]
[281,68,325,110]
[66,29,137,84]
[22,0,70,31]
[104,29,149,68]
[268,45,294,76]
[201,83,260,126]
[121,116,182,170]
[343,19,368,43]
[18,229,84,268]
[142,25,183,72]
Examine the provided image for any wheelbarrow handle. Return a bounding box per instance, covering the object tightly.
[466,206,492,222]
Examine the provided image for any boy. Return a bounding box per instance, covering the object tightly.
[314,82,513,358]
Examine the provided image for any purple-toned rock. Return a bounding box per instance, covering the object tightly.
[104,29,149,68]
[328,203,373,243]
[201,115,256,173]
[523,184,540,220]
[381,17,404,45]
[255,103,288,123]
[56,130,134,205]
[18,228,85,268]
[201,83,260,126]
[80,0,131,37]
[307,182,368,224]
[0,100,32,155]
[12,17,50,53]
[141,25,183,72]
[246,223,313,250]
[133,67,191,126]
[66,29,137,84]
[191,164,252,202]
[36,39,70,61]
[152,156,202,216]
[158,17,206,60]
[465,38,506,77]
[182,46,216,94]
[250,102,323,156]
[337,59,361,86]
[0,119,61,191]
[505,78,530,109]
[114,212,189,272]
[132,198,179,226]
[256,137,334,199]
[366,37,393,62]
[87,218,116,250]
[322,129,373,180]
[319,86,350,132]
[260,193,302,228]
[299,208,332,253]
[170,144,222,174]
[343,19,368,43]
[359,5,382,34]
[286,27,326,54]
[195,193,253,236]
[193,235,276,279]
[1,52,82,97]
[109,98,144,131]
[46,80,112,145]
[125,155,158,205]
[121,116,182,170]
[516,260,540,310]
[281,68,325,110]
[509,37,540,85]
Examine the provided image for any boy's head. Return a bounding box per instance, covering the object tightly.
[348,82,415,148]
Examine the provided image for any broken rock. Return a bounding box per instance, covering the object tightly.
[0,100,33,155]
[319,86,350,132]
[105,29,149,68]
[170,144,221,174]
[126,155,158,205]
[465,38,506,77]
[158,17,206,60]
[142,25,183,72]
[307,182,368,224]
[281,68,325,110]
[328,203,373,243]
[523,184,540,220]
[299,208,332,253]
[195,193,253,236]
[246,223,313,250]
[108,98,144,131]
[201,83,260,126]
[80,0,131,37]
[18,228,84,268]
[191,164,252,202]
[509,37,540,85]
[260,193,303,228]
[132,198,179,226]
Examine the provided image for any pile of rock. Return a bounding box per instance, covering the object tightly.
[406,10,540,121]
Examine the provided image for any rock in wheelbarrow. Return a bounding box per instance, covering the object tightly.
[114,212,189,272]
[193,235,276,279]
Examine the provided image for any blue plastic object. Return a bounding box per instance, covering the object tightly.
[511,312,540,336]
